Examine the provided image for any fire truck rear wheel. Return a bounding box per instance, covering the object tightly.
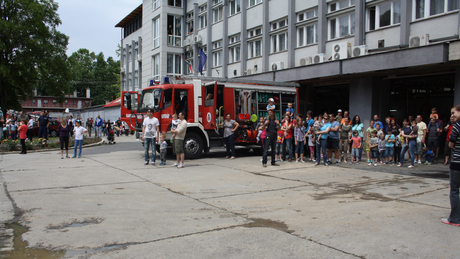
[183,132,203,159]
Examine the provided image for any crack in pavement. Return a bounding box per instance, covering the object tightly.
[8,181,146,193]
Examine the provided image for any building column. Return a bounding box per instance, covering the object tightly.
[287,0,295,68]
[262,0,270,72]
[125,44,130,91]
[400,0,412,45]
[193,3,199,75]
[206,0,213,76]
[138,37,142,90]
[241,0,248,75]
[317,0,327,54]
[222,0,229,78]
[349,77,390,127]
[455,67,460,106]
[120,43,125,91]
[355,0,365,46]
[131,40,135,91]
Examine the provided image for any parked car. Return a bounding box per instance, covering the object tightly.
[32,120,60,137]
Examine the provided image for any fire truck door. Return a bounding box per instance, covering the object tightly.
[160,88,173,133]
[202,83,216,130]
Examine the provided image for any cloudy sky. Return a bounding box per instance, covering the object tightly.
[55,0,142,60]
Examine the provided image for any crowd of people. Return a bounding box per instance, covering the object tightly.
[257,105,455,169]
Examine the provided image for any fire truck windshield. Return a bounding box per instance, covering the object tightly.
[140,89,162,111]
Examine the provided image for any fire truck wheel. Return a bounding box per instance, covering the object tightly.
[183,132,203,159]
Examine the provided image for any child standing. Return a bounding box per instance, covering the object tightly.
[276,129,284,161]
[375,123,384,138]
[350,130,362,164]
[19,119,28,154]
[73,120,88,158]
[256,116,265,142]
[159,134,167,165]
[307,131,315,162]
[294,115,306,163]
[365,120,375,163]
[378,134,386,164]
[369,130,379,166]
[385,131,396,164]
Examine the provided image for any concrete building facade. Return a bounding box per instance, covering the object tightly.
[116,0,460,124]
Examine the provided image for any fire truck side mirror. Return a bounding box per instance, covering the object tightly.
[124,93,132,111]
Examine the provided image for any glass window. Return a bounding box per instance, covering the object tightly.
[213,51,222,67]
[339,0,349,8]
[339,16,349,37]
[167,15,181,47]
[229,46,240,63]
[306,24,316,44]
[153,17,160,48]
[152,54,160,80]
[298,27,304,46]
[448,0,460,11]
[379,2,391,27]
[415,0,425,18]
[430,0,445,15]
[168,0,182,7]
[393,1,401,23]
[272,32,287,53]
[167,54,181,75]
[153,0,161,9]
[230,0,241,15]
[306,10,316,18]
[330,18,336,39]
[213,7,223,23]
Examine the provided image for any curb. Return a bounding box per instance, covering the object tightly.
[0,139,105,155]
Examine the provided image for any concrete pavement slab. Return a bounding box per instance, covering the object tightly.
[131,164,308,200]
[85,227,356,259]
[13,181,247,250]
[204,184,459,258]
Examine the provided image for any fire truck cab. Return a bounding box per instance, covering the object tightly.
[121,77,299,159]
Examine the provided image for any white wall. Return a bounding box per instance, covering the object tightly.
[365,25,401,49]
[294,44,320,66]
[410,13,459,40]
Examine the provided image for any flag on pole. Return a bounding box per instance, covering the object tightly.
[198,48,207,76]
[180,55,193,74]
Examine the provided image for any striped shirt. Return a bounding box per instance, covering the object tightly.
[450,121,460,170]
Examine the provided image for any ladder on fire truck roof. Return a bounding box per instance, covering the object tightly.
[177,76,300,88]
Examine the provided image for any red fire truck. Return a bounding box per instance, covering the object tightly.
[121,76,299,159]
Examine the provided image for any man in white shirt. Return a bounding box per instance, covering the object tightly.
[415,115,427,164]
[171,112,187,168]
[142,109,160,165]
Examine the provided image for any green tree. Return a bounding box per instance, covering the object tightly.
[68,48,120,106]
[0,0,70,115]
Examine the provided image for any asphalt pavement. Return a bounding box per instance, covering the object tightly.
[0,135,457,258]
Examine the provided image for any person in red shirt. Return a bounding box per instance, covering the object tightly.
[19,119,28,154]
[445,117,455,165]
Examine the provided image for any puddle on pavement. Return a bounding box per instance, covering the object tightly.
[0,223,124,258]
[1,223,65,259]
[242,218,294,234]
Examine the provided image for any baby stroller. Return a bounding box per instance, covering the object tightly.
[107,126,116,144]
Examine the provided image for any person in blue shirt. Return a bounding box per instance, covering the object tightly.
[385,132,396,164]
[285,102,294,117]
[373,114,384,130]
[314,116,331,166]
[327,114,341,165]
[266,98,275,111]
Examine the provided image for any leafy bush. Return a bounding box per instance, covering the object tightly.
[4,140,18,151]
[25,139,34,150]
[48,142,57,148]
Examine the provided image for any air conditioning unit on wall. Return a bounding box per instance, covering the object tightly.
[271,62,285,71]
[313,53,326,64]
[194,34,202,45]
[300,57,312,66]
[409,34,429,48]
[352,45,368,57]
[332,42,351,60]
[137,54,142,62]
